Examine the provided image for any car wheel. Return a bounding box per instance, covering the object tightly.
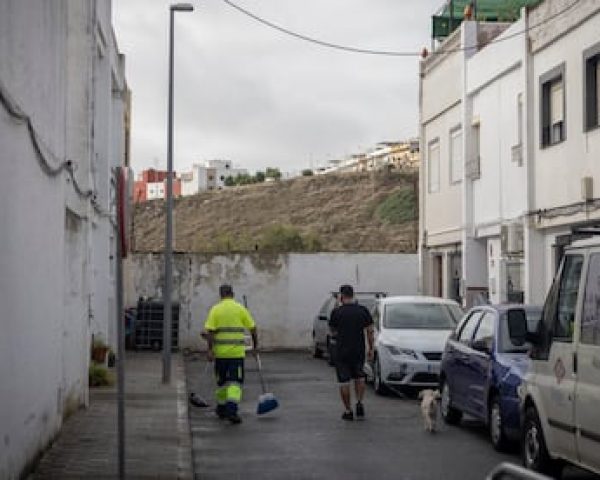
[326,336,335,366]
[489,394,508,451]
[523,406,563,477]
[374,357,389,395]
[440,379,462,425]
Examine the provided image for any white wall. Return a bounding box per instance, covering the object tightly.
[0,2,126,477]
[124,253,418,349]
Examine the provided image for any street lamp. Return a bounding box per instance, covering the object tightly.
[163,2,193,384]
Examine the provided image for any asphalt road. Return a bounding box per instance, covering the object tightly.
[185,352,597,480]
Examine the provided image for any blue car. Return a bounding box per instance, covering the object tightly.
[439,305,541,451]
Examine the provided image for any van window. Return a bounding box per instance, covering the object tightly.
[555,254,584,341]
[582,253,600,345]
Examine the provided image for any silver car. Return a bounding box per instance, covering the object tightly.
[312,292,385,364]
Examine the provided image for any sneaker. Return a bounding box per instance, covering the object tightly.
[342,411,354,421]
[228,413,242,425]
[355,402,365,419]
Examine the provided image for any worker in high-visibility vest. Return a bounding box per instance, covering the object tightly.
[204,284,258,424]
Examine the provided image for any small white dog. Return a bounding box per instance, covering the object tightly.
[418,389,441,433]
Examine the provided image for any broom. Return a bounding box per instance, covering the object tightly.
[255,352,279,415]
[242,296,279,415]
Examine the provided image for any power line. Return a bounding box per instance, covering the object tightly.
[220,0,582,57]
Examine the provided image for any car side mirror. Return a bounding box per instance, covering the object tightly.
[472,339,491,354]
[507,309,528,347]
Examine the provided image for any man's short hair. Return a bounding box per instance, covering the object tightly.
[219,284,234,298]
[339,284,354,298]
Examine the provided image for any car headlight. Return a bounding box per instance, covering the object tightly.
[382,345,417,358]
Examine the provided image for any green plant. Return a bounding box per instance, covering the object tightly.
[301,169,314,177]
[375,188,417,225]
[260,224,304,251]
[265,167,282,180]
[89,363,113,387]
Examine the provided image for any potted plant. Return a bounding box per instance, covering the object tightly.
[91,336,109,364]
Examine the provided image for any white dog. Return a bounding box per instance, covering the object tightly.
[418,389,441,433]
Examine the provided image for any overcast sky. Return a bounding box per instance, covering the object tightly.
[113,0,441,175]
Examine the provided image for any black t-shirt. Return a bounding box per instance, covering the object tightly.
[329,303,373,362]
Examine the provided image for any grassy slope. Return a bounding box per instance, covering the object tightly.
[132,170,418,253]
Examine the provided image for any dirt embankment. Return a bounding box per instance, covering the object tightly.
[132,170,418,253]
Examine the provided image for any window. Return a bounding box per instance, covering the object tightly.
[428,139,440,193]
[466,122,481,179]
[582,253,600,345]
[540,64,566,147]
[555,254,584,341]
[383,303,457,329]
[450,126,463,184]
[584,43,600,131]
[472,311,495,349]
[458,311,482,344]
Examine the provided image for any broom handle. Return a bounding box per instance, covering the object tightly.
[242,296,267,394]
[256,353,268,394]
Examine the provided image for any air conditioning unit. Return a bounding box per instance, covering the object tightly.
[582,176,593,202]
[500,223,524,255]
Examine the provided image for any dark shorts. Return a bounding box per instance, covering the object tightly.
[214,358,244,386]
[335,356,366,384]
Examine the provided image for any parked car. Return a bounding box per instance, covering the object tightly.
[520,238,600,477]
[365,296,463,394]
[312,291,385,364]
[439,304,542,451]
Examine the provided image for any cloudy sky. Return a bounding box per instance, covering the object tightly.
[113,0,441,175]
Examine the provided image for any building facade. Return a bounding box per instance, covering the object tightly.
[419,0,600,307]
[0,1,128,477]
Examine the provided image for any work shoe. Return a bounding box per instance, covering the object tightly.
[216,405,227,419]
[342,411,354,421]
[355,402,365,419]
[228,413,242,425]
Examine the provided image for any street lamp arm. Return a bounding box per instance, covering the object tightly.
[171,3,194,12]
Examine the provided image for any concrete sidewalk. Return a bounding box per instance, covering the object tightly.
[32,352,193,480]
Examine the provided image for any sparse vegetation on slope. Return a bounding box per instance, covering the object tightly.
[132,171,418,253]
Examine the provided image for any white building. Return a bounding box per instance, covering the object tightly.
[147,181,166,200]
[420,0,600,307]
[0,2,128,477]
[181,160,248,194]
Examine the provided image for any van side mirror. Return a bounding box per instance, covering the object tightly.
[507,309,528,346]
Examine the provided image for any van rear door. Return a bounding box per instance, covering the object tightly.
[575,251,600,472]
[534,253,582,461]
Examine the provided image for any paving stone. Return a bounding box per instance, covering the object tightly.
[32,353,193,479]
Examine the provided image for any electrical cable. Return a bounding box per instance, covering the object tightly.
[0,77,109,212]
[220,0,581,57]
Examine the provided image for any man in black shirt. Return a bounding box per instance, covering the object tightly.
[329,285,375,420]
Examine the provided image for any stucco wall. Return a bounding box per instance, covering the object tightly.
[0,2,126,478]
[124,253,418,349]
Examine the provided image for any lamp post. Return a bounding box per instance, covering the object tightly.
[164,2,194,384]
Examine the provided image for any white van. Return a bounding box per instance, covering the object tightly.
[520,238,600,476]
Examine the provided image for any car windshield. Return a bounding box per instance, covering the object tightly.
[499,308,542,353]
[383,302,460,329]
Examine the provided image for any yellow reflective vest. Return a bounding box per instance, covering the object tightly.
[204,298,256,359]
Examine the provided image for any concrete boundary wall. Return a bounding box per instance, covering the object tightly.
[125,253,418,349]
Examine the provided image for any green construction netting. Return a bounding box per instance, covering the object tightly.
[432,0,542,39]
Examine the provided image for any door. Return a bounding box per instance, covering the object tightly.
[536,253,582,460]
[433,255,443,297]
[465,310,495,418]
[576,252,600,470]
[450,310,483,407]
